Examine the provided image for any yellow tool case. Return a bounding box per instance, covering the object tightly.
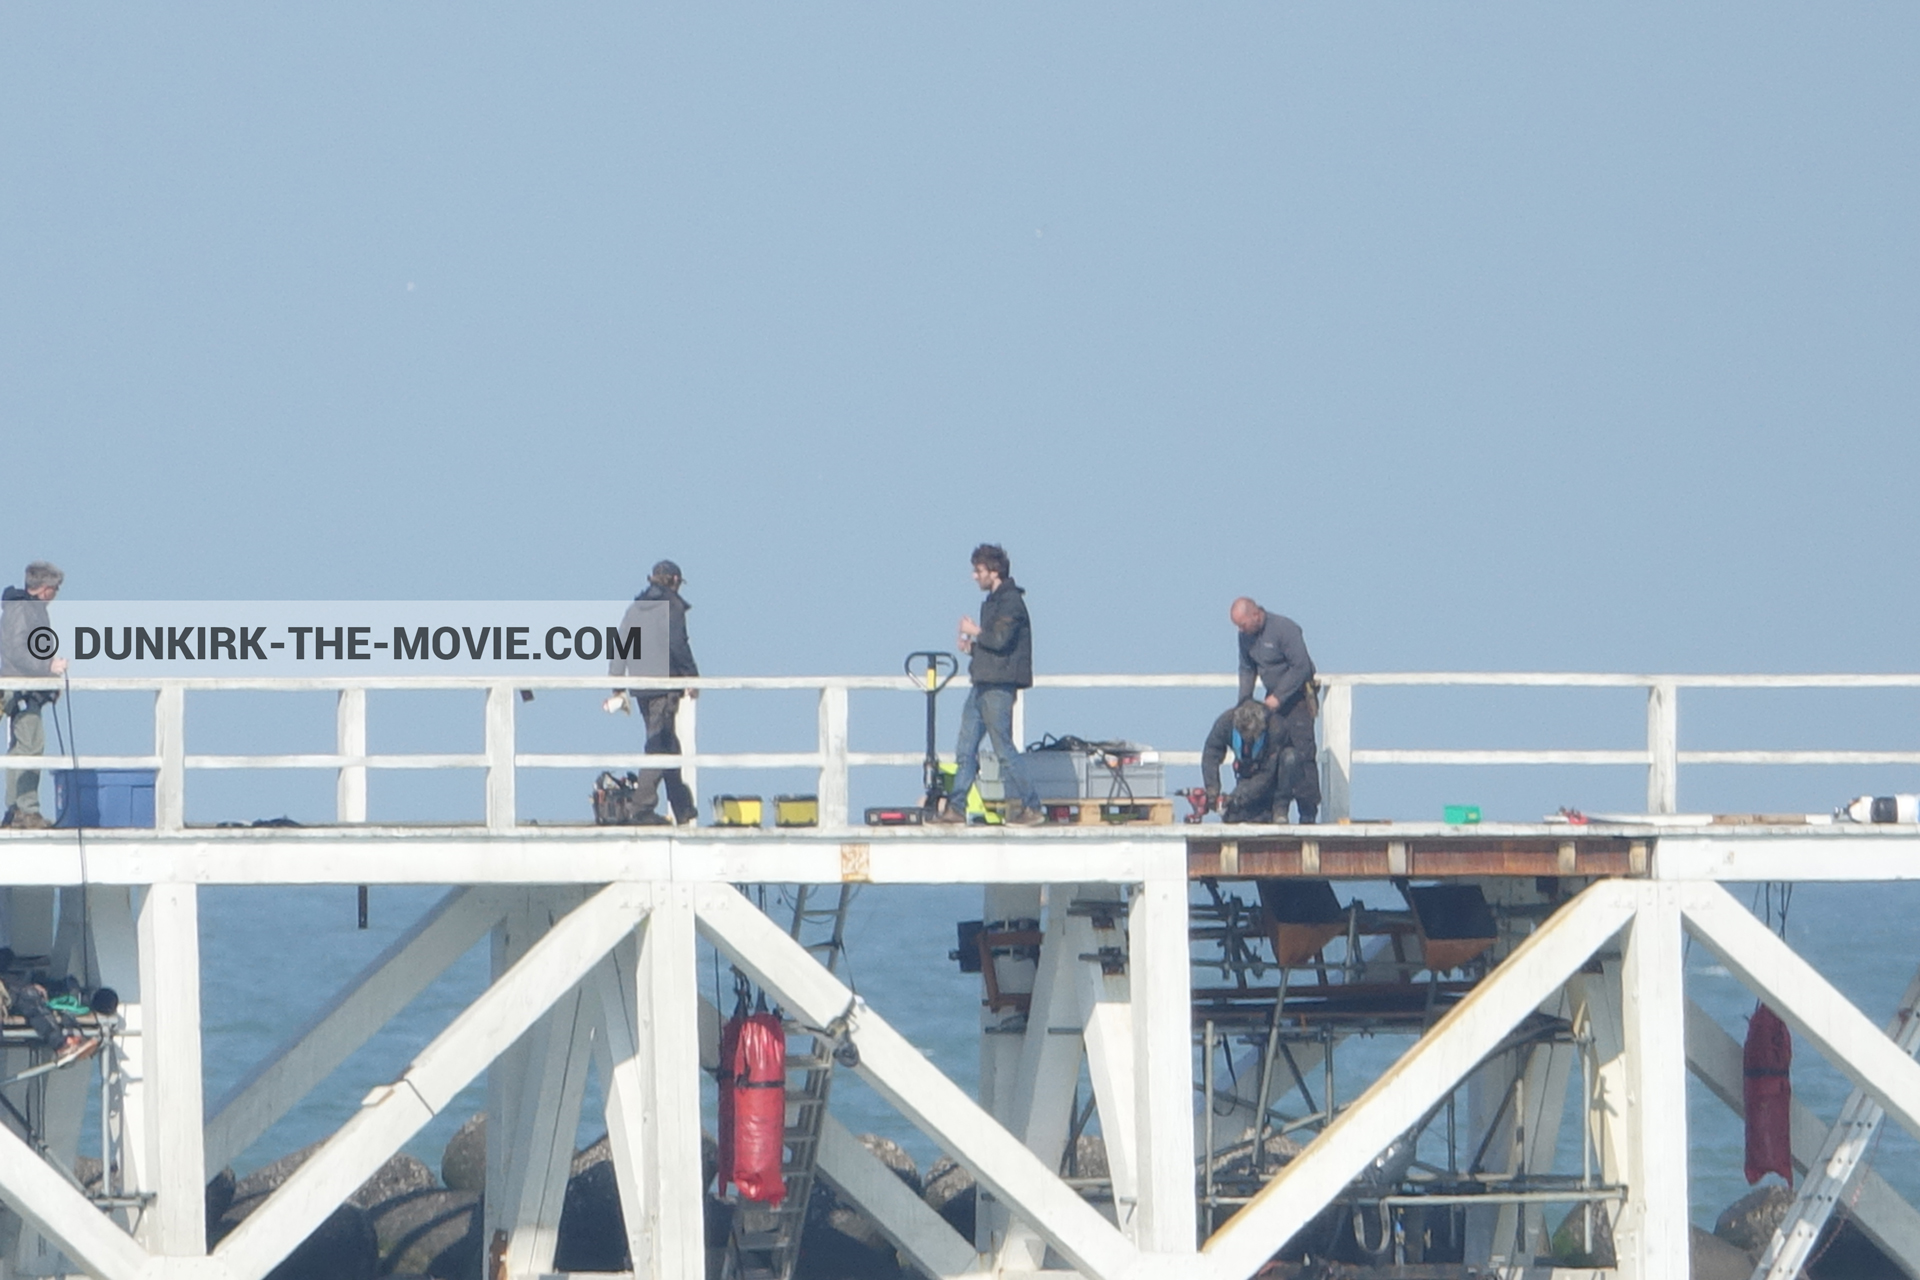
[774,794,819,827]
[712,795,764,827]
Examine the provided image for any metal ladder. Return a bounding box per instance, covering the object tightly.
[1752,965,1920,1280]
[723,884,856,1280]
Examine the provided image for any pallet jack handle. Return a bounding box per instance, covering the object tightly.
[904,651,959,807]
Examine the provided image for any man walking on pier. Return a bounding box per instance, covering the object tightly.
[934,544,1045,825]
[3,562,67,829]
[1230,597,1320,823]
[604,560,699,825]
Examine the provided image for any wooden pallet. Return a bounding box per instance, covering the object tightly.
[1036,797,1175,826]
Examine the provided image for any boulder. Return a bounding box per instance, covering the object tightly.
[441,1115,487,1194]
[205,1167,236,1234]
[555,1158,628,1273]
[797,1174,903,1280]
[552,1128,722,1272]
[1067,1134,1108,1181]
[1808,1220,1909,1280]
[349,1153,438,1210]
[853,1134,920,1195]
[922,1158,976,1244]
[214,1194,377,1280]
[1714,1183,1795,1254]
[1692,1224,1754,1280]
[233,1141,321,1200]
[365,1187,480,1279]
[804,1132,923,1260]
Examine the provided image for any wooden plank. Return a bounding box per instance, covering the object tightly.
[1036,799,1176,827]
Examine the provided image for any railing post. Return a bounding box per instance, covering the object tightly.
[1645,681,1678,815]
[154,684,185,831]
[486,684,516,832]
[1319,679,1353,822]
[676,692,699,814]
[818,684,849,827]
[336,687,367,824]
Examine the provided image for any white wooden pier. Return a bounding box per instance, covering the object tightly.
[2,671,1920,1280]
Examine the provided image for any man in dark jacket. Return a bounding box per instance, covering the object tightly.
[604,560,699,825]
[3,561,67,829]
[1201,700,1287,823]
[933,544,1044,825]
[1230,596,1320,823]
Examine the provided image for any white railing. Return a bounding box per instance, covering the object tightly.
[7,671,1920,829]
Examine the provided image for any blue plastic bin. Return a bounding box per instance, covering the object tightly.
[53,769,157,829]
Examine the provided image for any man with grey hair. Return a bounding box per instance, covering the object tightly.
[3,562,68,829]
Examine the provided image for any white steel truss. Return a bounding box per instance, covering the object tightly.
[3,854,1920,1280]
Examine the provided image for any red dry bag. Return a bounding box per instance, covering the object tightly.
[1744,1002,1793,1186]
[719,1010,787,1204]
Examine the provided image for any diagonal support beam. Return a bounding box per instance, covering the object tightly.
[0,1120,147,1280]
[694,883,1139,1280]
[497,987,593,1279]
[1685,997,1920,1279]
[1202,880,1640,1280]
[213,882,646,1280]
[1679,883,1920,1143]
[206,886,510,1171]
[818,1113,982,1280]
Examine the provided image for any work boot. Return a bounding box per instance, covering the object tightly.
[631,811,669,826]
[1003,802,1045,827]
[929,799,966,825]
[5,810,49,830]
[1295,805,1317,824]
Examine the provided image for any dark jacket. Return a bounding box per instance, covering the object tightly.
[0,587,55,680]
[1200,705,1284,819]
[968,580,1032,688]
[611,582,698,692]
[1237,611,1314,708]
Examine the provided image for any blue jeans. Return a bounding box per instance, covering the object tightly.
[950,684,1040,810]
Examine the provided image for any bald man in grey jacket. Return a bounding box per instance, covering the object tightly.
[1230,596,1320,823]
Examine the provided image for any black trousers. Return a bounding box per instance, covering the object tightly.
[634,693,697,821]
[1274,695,1321,820]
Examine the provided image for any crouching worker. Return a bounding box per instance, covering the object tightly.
[1201,699,1290,823]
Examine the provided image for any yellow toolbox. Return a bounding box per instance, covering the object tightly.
[774,794,819,827]
[713,795,764,827]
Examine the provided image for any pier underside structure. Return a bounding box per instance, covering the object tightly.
[2,672,1920,1280]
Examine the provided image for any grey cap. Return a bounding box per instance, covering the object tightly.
[650,560,685,584]
[24,561,63,590]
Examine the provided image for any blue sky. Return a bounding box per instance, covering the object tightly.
[5,5,1918,816]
